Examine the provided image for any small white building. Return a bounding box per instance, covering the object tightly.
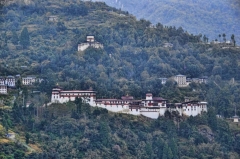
[0,77,5,85]
[0,84,7,94]
[5,76,15,87]
[199,76,208,84]
[6,133,15,140]
[174,75,187,87]
[48,16,58,21]
[163,43,173,48]
[51,88,96,106]
[86,36,95,42]
[159,78,167,85]
[233,115,239,123]
[78,36,103,51]
[22,76,37,85]
[182,101,207,116]
[141,93,167,117]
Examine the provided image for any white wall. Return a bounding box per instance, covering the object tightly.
[141,111,159,119]
[78,43,90,51]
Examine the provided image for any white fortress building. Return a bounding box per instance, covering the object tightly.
[0,84,7,94]
[22,76,43,85]
[174,75,187,87]
[5,76,15,87]
[51,88,96,106]
[0,76,16,87]
[51,88,207,119]
[22,76,37,85]
[78,36,103,51]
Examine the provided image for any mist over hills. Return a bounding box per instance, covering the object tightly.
[93,0,240,44]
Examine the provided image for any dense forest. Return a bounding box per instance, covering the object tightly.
[93,0,240,44]
[0,0,240,158]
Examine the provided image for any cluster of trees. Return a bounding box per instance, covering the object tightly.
[96,0,240,45]
[1,99,240,158]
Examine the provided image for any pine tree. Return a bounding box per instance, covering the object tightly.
[25,132,30,144]
[20,27,30,49]
[155,138,164,158]
[99,122,109,146]
[11,31,19,45]
[168,147,173,159]
[169,138,178,159]
[145,143,153,159]
[162,143,169,159]
[74,97,82,114]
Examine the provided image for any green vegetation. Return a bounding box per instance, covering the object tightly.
[95,0,240,44]
[1,101,240,158]
[0,0,240,158]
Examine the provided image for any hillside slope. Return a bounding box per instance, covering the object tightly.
[93,0,240,43]
[0,0,240,158]
[0,0,240,114]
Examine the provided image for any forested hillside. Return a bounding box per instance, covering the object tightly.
[0,0,240,158]
[93,0,240,44]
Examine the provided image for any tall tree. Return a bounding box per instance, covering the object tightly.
[162,143,169,159]
[20,27,30,49]
[231,34,236,46]
[74,97,82,114]
[222,33,226,42]
[218,34,221,42]
[11,31,19,45]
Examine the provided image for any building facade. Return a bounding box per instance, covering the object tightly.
[22,76,37,85]
[174,75,187,87]
[5,76,15,87]
[78,36,103,51]
[51,88,96,106]
[0,77,5,85]
[0,85,7,94]
[51,88,207,119]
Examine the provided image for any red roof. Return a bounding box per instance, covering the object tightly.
[152,97,167,101]
[121,96,134,100]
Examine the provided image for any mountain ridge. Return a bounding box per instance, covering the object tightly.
[93,0,240,44]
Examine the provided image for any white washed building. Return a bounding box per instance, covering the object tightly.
[22,76,37,85]
[50,88,207,119]
[0,84,7,94]
[181,101,207,116]
[5,76,15,87]
[51,88,96,106]
[78,36,103,51]
[0,77,5,85]
[174,75,187,87]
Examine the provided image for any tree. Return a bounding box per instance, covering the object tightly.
[162,143,169,159]
[168,138,178,159]
[207,107,218,131]
[74,97,82,114]
[11,31,19,45]
[231,34,236,46]
[145,143,153,159]
[222,33,226,42]
[25,132,30,144]
[20,27,30,49]
[218,34,221,42]
[168,147,174,159]
[99,122,109,146]
[231,34,235,42]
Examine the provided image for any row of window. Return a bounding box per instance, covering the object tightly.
[60,93,93,96]
[184,107,206,111]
